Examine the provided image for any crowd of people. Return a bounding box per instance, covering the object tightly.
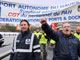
[1,18,79,60]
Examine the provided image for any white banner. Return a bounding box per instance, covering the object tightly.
[0,1,80,26]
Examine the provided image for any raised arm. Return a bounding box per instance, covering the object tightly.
[40,18,59,41]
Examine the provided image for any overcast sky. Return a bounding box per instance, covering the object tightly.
[2,0,79,6]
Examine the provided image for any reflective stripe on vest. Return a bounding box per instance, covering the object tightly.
[13,33,34,53]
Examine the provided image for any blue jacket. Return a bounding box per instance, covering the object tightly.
[42,23,80,60]
[9,30,41,60]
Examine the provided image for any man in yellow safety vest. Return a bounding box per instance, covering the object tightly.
[74,27,80,40]
[34,29,41,39]
[39,30,48,60]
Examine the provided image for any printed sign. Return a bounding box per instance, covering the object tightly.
[25,39,31,44]
[0,1,80,25]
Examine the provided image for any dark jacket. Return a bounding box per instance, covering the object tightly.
[9,30,41,60]
[42,23,80,60]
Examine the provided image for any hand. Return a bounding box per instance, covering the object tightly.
[40,18,47,25]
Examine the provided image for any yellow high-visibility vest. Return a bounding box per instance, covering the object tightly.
[34,32,41,38]
[39,33,47,44]
[50,39,56,44]
[74,33,80,40]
